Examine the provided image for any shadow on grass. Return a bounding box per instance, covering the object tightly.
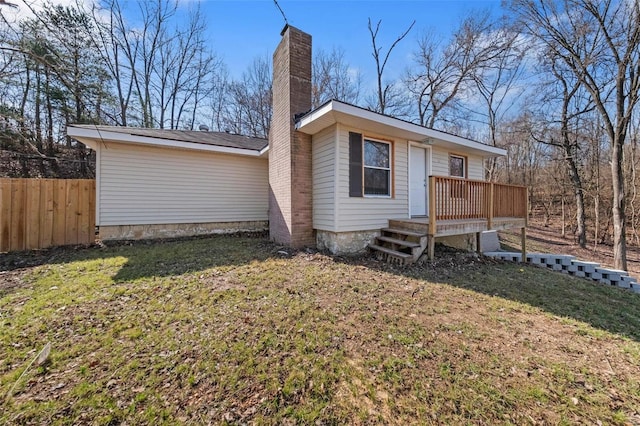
[354,250,640,343]
[111,234,275,282]
[0,233,276,285]
[5,235,640,342]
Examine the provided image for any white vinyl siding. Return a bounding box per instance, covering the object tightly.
[431,147,450,176]
[97,142,268,226]
[467,156,484,180]
[335,126,408,232]
[431,146,484,180]
[312,126,336,230]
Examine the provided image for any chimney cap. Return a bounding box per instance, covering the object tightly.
[280,24,309,37]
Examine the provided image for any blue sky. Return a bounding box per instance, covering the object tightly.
[197,0,503,81]
[8,0,503,91]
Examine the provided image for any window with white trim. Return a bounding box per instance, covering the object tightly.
[364,139,391,196]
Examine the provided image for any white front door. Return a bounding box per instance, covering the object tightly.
[410,145,429,216]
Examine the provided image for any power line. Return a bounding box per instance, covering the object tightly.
[273,0,288,26]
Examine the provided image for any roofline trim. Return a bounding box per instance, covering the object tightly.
[296,100,506,157]
[67,126,266,157]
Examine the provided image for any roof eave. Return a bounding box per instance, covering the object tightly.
[296,100,506,158]
[67,126,265,157]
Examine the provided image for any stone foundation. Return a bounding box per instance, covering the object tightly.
[98,221,268,241]
[436,233,477,251]
[316,230,379,254]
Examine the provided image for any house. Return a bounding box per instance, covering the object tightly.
[68,26,527,262]
[65,127,269,240]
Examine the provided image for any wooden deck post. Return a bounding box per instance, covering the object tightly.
[476,232,482,253]
[525,188,529,227]
[428,176,436,260]
[427,236,435,260]
[487,183,494,230]
[428,176,436,236]
[521,227,527,263]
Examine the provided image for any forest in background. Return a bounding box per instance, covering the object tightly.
[1,0,640,268]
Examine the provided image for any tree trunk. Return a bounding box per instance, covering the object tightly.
[561,196,565,238]
[611,138,627,270]
[45,68,54,156]
[34,66,43,152]
[565,156,586,247]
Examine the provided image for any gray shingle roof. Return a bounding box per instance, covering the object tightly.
[70,125,268,151]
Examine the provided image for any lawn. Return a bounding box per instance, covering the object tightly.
[1,235,639,425]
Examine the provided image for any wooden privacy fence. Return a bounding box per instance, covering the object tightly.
[0,178,95,252]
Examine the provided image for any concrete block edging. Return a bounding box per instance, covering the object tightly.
[483,252,640,294]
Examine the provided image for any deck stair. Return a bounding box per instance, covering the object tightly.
[369,224,429,265]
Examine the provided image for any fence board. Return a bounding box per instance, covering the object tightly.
[52,180,66,247]
[65,180,79,245]
[0,178,95,253]
[0,182,10,252]
[88,180,95,241]
[26,179,40,250]
[78,180,90,244]
[11,181,25,251]
[40,180,54,248]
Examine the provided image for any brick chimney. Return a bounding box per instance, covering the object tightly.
[268,25,314,247]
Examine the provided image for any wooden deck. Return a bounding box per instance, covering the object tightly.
[389,216,527,238]
[370,178,528,263]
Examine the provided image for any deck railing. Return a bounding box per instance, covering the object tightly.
[428,176,527,234]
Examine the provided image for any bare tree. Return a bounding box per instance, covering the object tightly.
[510,0,640,270]
[204,66,230,132]
[90,0,135,126]
[545,58,592,247]
[223,56,272,138]
[91,0,224,129]
[312,47,361,108]
[407,12,515,129]
[471,22,526,182]
[155,6,222,129]
[367,18,414,116]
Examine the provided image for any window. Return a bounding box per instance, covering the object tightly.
[449,155,466,178]
[364,139,391,196]
[449,154,467,198]
[348,132,392,197]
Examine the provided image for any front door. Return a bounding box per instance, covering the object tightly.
[410,145,429,216]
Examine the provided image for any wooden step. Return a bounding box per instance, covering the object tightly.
[381,228,427,238]
[377,235,421,248]
[388,219,430,234]
[368,244,412,260]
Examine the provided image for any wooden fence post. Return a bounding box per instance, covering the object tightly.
[521,227,527,263]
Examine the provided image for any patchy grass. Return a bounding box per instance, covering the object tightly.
[1,235,640,424]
